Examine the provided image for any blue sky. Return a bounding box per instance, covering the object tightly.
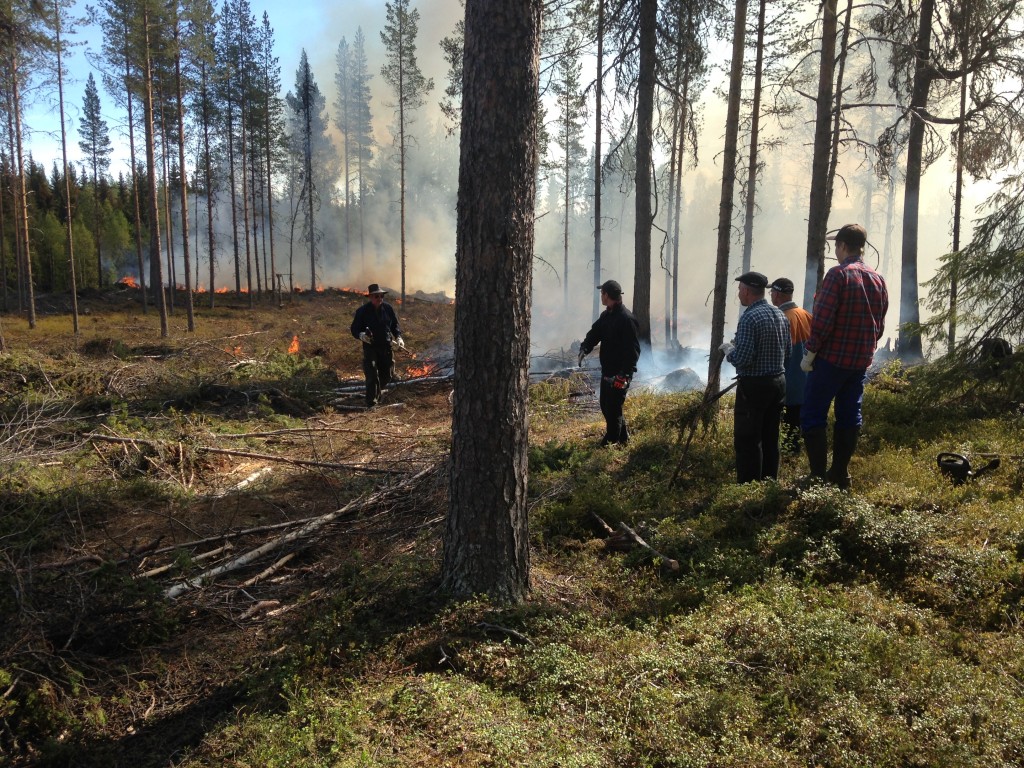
[23,0,461,173]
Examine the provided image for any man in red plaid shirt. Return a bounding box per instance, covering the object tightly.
[800,223,888,489]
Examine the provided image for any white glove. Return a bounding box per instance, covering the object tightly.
[801,350,817,372]
[718,341,735,356]
[396,336,405,349]
[359,332,371,344]
[578,349,587,368]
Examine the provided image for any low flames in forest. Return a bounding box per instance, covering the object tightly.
[288,335,300,355]
[405,355,439,378]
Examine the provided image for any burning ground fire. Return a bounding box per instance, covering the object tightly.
[288,335,300,355]
[404,352,440,378]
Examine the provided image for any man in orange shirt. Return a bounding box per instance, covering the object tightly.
[770,277,812,454]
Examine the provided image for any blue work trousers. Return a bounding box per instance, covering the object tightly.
[800,357,867,432]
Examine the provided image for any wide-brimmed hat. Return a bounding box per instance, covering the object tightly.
[735,271,768,289]
[826,223,867,248]
[769,277,795,293]
[597,279,623,298]
[367,283,386,296]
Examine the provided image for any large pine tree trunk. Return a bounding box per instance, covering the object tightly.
[443,0,541,603]
[709,0,748,394]
[803,0,838,309]
[898,0,935,362]
[632,0,657,345]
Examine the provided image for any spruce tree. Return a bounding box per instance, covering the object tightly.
[79,71,112,289]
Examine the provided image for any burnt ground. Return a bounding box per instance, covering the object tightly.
[0,287,514,766]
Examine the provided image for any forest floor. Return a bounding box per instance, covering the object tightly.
[2,287,1024,767]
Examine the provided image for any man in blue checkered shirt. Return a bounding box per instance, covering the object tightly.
[720,271,792,483]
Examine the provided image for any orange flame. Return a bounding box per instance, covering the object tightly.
[215,286,229,294]
[288,335,300,355]
[406,359,439,378]
[118,275,139,288]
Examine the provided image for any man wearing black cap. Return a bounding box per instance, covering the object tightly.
[578,280,641,446]
[351,283,404,407]
[800,223,888,488]
[720,271,791,482]
[769,277,812,454]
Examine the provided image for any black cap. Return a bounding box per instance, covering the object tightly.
[597,280,623,298]
[826,223,867,248]
[735,271,768,289]
[769,277,795,293]
[367,283,387,295]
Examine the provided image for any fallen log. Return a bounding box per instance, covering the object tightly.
[163,464,436,599]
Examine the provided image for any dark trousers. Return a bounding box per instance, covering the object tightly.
[599,377,629,445]
[362,344,395,406]
[734,373,786,483]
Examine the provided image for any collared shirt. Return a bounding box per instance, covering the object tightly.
[807,256,888,370]
[779,301,812,344]
[779,301,812,405]
[581,302,641,376]
[727,298,791,377]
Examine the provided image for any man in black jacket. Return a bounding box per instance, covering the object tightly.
[578,280,642,446]
[350,284,403,407]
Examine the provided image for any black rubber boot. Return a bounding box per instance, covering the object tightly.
[827,427,859,490]
[802,427,829,481]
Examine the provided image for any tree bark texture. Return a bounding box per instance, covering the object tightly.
[898,0,935,362]
[632,0,657,345]
[803,0,838,309]
[443,0,541,603]
[708,0,748,394]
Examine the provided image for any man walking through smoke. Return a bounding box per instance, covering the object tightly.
[351,283,404,407]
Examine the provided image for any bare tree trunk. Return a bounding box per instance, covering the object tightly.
[592,0,604,322]
[11,49,36,329]
[173,14,195,332]
[632,0,657,345]
[142,7,168,337]
[54,0,79,335]
[126,85,148,311]
[227,104,241,294]
[241,110,254,308]
[802,0,838,309]
[824,0,854,235]
[0,153,8,313]
[949,16,970,353]
[898,0,935,362]
[443,0,541,603]
[5,91,25,315]
[708,0,748,394]
[740,0,767,278]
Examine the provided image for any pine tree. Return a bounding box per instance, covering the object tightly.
[286,49,331,290]
[551,39,587,312]
[79,71,112,289]
[380,0,434,304]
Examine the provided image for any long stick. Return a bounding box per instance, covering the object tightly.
[163,465,435,599]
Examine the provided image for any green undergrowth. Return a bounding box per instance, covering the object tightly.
[6,353,1024,767]
[161,372,1024,767]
